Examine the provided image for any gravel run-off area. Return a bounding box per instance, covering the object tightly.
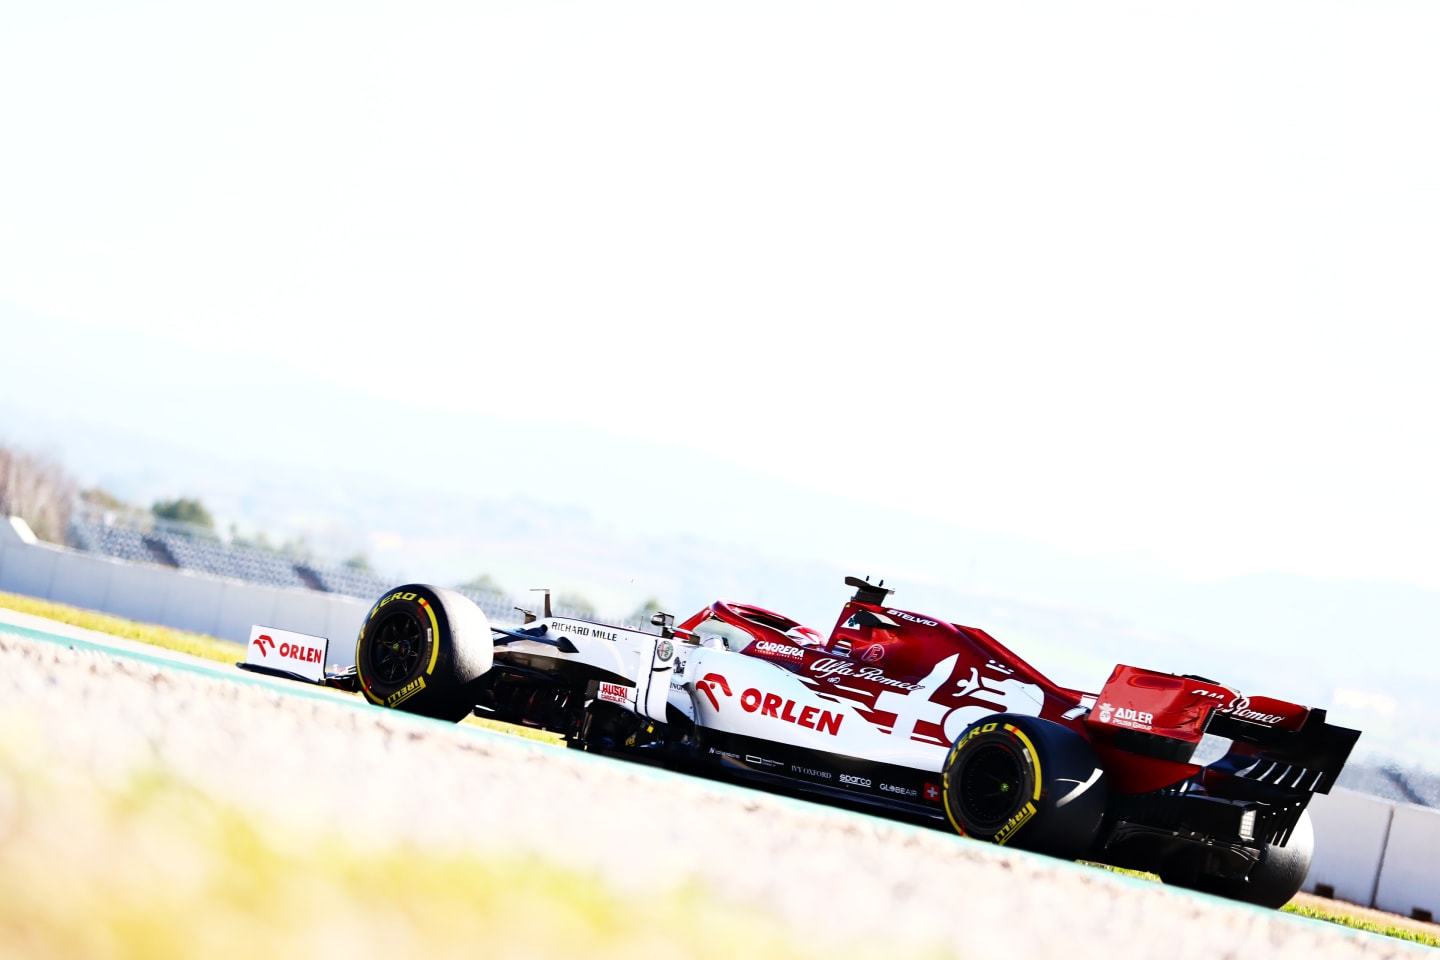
[0,614,1427,959]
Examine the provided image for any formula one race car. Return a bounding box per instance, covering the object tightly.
[241,575,1360,908]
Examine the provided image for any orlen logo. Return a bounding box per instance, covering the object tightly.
[254,633,323,665]
[696,673,733,711]
[695,673,844,736]
[738,687,843,736]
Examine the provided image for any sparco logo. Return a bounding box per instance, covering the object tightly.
[1222,697,1286,725]
[839,774,871,787]
[754,640,804,662]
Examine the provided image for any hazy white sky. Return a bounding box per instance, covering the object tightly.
[3,1,1438,588]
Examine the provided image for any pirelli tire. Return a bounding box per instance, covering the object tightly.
[355,584,493,723]
[942,713,1108,861]
[1162,810,1314,909]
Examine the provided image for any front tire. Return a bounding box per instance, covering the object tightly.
[355,584,493,722]
[942,713,1108,861]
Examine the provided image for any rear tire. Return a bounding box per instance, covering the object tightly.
[1162,811,1314,909]
[942,713,1108,861]
[354,584,493,722]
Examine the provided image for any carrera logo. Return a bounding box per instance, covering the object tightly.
[840,774,871,788]
[754,640,804,662]
[597,682,629,704]
[252,634,275,656]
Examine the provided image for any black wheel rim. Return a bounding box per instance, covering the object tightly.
[369,610,424,684]
[958,742,1027,830]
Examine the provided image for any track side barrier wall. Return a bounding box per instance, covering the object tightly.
[0,518,366,664]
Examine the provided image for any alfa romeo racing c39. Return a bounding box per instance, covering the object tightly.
[241,575,1360,909]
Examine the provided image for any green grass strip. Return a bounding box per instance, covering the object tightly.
[1282,904,1440,948]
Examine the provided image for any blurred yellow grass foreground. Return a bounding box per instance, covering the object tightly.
[0,728,884,960]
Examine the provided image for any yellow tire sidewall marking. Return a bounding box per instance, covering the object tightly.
[943,721,1044,842]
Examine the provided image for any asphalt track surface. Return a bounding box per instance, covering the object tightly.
[0,608,1426,958]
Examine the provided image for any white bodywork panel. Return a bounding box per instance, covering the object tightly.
[500,617,674,722]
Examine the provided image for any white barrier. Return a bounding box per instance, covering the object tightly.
[0,518,368,653]
[3,517,1439,916]
[1374,802,1440,920]
[1304,788,1394,907]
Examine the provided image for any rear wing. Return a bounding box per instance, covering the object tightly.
[1087,665,1360,800]
[1203,706,1361,797]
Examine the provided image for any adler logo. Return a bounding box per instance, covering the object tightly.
[1097,702,1153,728]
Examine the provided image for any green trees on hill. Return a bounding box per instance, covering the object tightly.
[457,573,506,594]
[151,497,215,531]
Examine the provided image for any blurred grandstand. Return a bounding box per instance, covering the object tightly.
[1336,760,1440,810]
[66,507,615,627]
